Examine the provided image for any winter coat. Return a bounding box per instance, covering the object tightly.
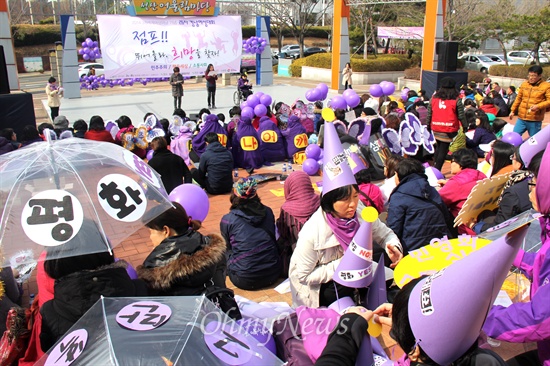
[439,168,486,218]
[493,96,509,117]
[0,136,14,155]
[466,127,496,157]
[510,78,550,121]
[289,206,401,308]
[137,231,226,296]
[358,182,384,213]
[316,314,506,366]
[84,129,115,143]
[169,73,184,97]
[220,203,280,281]
[196,141,234,194]
[237,77,252,92]
[148,148,191,194]
[40,260,148,352]
[205,71,218,88]
[45,84,61,108]
[387,173,452,253]
[478,178,532,232]
[341,66,352,85]
[480,104,498,116]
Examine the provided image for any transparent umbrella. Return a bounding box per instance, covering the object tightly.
[0,135,172,267]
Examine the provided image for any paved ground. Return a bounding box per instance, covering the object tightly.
[19,71,541,362]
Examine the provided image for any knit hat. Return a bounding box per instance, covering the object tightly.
[233,177,258,199]
[440,77,456,89]
[407,226,528,365]
[53,115,69,129]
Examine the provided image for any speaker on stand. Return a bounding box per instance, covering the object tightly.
[436,41,459,72]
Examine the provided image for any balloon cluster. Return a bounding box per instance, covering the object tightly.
[79,38,101,61]
[240,91,273,119]
[328,89,361,110]
[79,74,171,90]
[368,81,396,98]
[302,144,323,176]
[242,37,268,54]
[305,83,329,102]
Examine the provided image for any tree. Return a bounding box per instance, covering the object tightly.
[471,0,519,64]
[515,5,550,65]
[443,0,483,50]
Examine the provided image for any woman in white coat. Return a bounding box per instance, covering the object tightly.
[288,184,403,308]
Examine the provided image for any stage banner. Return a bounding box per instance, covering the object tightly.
[130,0,215,16]
[377,27,424,40]
[97,15,242,78]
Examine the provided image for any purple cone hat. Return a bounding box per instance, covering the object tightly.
[334,207,378,288]
[519,124,550,167]
[328,296,355,314]
[408,226,528,365]
[365,256,388,310]
[348,150,367,175]
[322,108,357,194]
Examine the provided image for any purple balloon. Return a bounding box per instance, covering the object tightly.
[254,104,267,117]
[260,94,272,106]
[83,54,90,61]
[240,101,249,109]
[342,89,356,100]
[330,95,347,110]
[86,39,94,47]
[305,89,316,102]
[168,183,210,221]
[241,106,255,119]
[78,48,84,55]
[369,84,384,98]
[146,149,154,160]
[305,144,321,160]
[247,95,260,108]
[381,82,396,96]
[346,94,361,108]
[401,88,410,101]
[501,132,523,147]
[302,158,320,176]
[317,83,329,94]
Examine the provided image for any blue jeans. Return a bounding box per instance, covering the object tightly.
[513,118,542,137]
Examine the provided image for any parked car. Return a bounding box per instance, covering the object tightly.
[240,55,278,73]
[78,63,105,78]
[484,54,523,65]
[295,47,327,59]
[507,50,549,64]
[280,44,300,53]
[458,54,504,73]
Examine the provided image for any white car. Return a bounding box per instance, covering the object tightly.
[78,63,105,78]
[484,54,523,66]
[507,50,549,65]
[458,54,503,73]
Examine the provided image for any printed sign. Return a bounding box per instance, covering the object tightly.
[204,321,254,365]
[123,150,161,188]
[45,329,88,366]
[240,136,258,151]
[260,130,278,143]
[130,0,216,16]
[337,267,373,282]
[97,15,242,78]
[21,190,84,247]
[97,174,147,222]
[116,301,172,331]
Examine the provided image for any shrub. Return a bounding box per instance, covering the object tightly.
[466,70,486,83]
[403,67,486,82]
[404,67,421,80]
[489,65,550,79]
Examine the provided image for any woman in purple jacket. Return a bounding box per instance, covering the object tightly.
[483,148,550,366]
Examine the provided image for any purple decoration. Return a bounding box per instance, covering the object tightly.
[329,96,347,110]
[342,89,355,100]
[346,94,361,108]
[302,158,319,176]
[369,84,383,98]
[305,89,316,102]
[236,318,277,356]
[83,54,90,60]
[246,95,260,108]
[260,94,272,106]
[382,128,401,155]
[305,144,322,160]
[401,88,410,101]
[501,132,523,147]
[254,104,267,117]
[255,91,264,99]
[235,117,264,169]
[241,106,254,120]
[46,329,88,365]
[240,101,248,109]
[317,83,329,94]
[116,301,171,331]
[168,184,210,221]
[146,149,154,160]
[258,118,287,162]
[381,82,396,96]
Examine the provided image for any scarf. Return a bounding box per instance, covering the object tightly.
[281,171,320,225]
[325,212,360,251]
[497,170,532,205]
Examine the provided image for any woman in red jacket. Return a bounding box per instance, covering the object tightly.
[205,64,218,109]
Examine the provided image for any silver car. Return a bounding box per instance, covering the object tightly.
[484,54,523,66]
[507,50,549,64]
[459,54,503,73]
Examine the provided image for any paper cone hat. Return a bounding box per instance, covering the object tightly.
[365,256,388,310]
[355,335,375,366]
[328,296,355,314]
[348,150,367,175]
[334,207,377,288]
[322,108,357,194]
[408,226,528,365]
[519,124,550,167]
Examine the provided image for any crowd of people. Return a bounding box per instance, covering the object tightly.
[0,66,549,366]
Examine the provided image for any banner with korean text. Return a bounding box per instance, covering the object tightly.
[97,15,242,78]
[377,27,424,40]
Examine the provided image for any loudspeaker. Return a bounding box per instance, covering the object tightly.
[436,42,459,72]
[0,46,10,94]
[421,71,468,99]
[0,93,36,136]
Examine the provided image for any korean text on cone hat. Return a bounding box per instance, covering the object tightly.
[321,108,357,194]
[333,207,378,288]
[519,125,550,168]
[408,226,528,365]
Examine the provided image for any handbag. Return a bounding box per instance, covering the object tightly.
[0,307,31,366]
[449,126,466,153]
